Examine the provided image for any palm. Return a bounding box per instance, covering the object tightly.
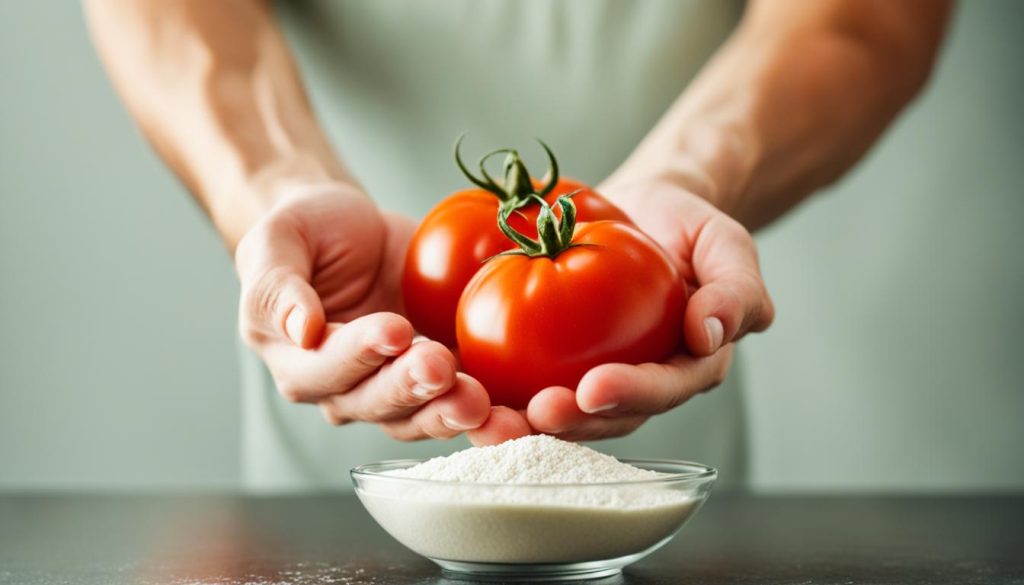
[298,195,416,323]
[498,180,773,444]
[602,184,718,295]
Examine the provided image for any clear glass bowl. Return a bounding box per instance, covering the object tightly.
[351,458,716,582]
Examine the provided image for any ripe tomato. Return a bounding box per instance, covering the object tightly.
[456,196,685,410]
[402,141,630,347]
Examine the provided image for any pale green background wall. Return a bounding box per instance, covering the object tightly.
[0,2,241,489]
[743,0,1024,491]
[1,1,1021,491]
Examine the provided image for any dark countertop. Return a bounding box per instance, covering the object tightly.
[1,493,1022,585]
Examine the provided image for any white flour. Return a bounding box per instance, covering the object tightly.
[381,435,676,509]
[388,435,664,484]
[356,436,707,565]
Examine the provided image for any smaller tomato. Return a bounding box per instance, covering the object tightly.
[456,195,685,410]
[402,139,629,347]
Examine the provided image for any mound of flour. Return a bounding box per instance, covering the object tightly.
[360,437,706,562]
[388,435,664,484]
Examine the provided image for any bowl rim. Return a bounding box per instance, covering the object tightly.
[350,457,717,488]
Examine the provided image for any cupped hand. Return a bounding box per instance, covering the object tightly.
[514,178,775,442]
[235,183,491,440]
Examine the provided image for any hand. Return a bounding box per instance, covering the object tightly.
[520,178,775,441]
[235,183,491,440]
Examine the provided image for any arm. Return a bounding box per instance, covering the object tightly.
[522,0,951,441]
[607,0,952,230]
[86,0,491,439]
[85,0,349,249]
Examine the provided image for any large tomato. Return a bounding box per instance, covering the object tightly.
[402,140,630,347]
[456,196,685,410]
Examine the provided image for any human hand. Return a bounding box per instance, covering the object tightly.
[235,183,491,440]
[520,178,774,441]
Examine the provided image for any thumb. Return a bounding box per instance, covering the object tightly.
[236,217,326,350]
[272,270,326,349]
[683,214,774,356]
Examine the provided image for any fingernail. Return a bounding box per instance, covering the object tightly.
[285,307,306,346]
[411,384,440,399]
[581,401,618,414]
[373,343,404,355]
[371,334,405,355]
[704,317,724,352]
[410,357,446,392]
[442,415,477,431]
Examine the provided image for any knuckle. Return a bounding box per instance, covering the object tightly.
[362,393,412,423]
[363,403,394,423]
[656,386,691,413]
[233,226,262,270]
[660,391,688,412]
[351,342,388,371]
[277,381,304,403]
[356,384,414,422]
[704,355,732,392]
[385,386,420,413]
[319,404,348,426]
[649,365,689,412]
[423,419,456,441]
[720,213,754,241]
[708,370,727,390]
[242,266,294,329]
[238,315,263,346]
[759,294,777,329]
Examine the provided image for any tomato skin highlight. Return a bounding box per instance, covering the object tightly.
[455,220,686,410]
[402,179,629,347]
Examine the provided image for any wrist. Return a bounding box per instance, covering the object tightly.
[210,154,365,250]
[604,121,760,222]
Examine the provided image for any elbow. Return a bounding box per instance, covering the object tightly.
[832,1,954,104]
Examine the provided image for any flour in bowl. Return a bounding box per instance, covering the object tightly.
[387,434,665,484]
[355,435,712,565]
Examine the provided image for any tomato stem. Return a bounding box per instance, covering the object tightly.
[497,193,579,258]
[453,135,560,203]
[502,151,535,200]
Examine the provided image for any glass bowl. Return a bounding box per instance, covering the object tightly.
[351,458,716,582]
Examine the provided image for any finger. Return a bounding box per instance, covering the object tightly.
[467,406,533,446]
[527,386,589,433]
[379,373,491,441]
[264,312,414,403]
[685,214,774,356]
[527,387,647,442]
[320,340,457,423]
[236,216,326,349]
[574,346,734,416]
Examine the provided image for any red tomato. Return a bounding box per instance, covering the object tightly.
[533,176,631,225]
[456,197,685,410]
[402,142,630,347]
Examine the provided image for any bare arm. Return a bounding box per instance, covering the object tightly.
[85,0,353,249]
[85,0,492,441]
[530,0,952,440]
[607,0,952,230]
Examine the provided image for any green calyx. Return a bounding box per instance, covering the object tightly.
[497,193,580,258]
[454,134,559,203]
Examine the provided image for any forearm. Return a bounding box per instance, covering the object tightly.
[607,0,951,230]
[85,0,355,249]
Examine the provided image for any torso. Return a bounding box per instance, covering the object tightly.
[244,0,745,492]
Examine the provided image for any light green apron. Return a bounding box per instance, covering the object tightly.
[242,0,745,492]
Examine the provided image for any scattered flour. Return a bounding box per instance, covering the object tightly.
[386,435,665,484]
